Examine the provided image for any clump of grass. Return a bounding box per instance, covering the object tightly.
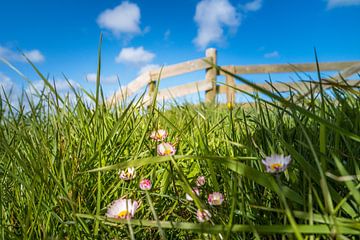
[1,45,360,239]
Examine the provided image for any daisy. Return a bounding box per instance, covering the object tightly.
[262,154,291,173]
[208,192,224,206]
[157,142,176,156]
[139,178,152,190]
[196,176,206,187]
[185,187,200,201]
[119,167,136,180]
[106,198,139,219]
[196,209,211,222]
[150,129,168,141]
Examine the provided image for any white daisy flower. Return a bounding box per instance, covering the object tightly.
[196,176,206,187]
[106,198,139,219]
[208,192,224,206]
[139,178,152,190]
[185,187,200,201]
[119,167,136,180]
[157,142,176,156]
[262,154,291,173]
[150,129,168,141]
[196,209,211,222]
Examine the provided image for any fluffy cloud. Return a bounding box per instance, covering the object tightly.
[327,0,360,8]
[97,1,141,36]
[0,73,22,106]
[25,79,94,107]
[193,0,241,49]
[264,51,280,58]
[23,50,45,62]
[0,47,13,60]
[0,46,45,63]
[26,79,80,95]
[138,64,160,75]
[115,46,155,65]
[86,73,118,84]
[243,0,263,12]
[0,72,14,92]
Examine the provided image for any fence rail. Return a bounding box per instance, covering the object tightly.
[108,48,360,106]
[226,61,360,75]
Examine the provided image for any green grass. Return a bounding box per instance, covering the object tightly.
[1,49,360,239]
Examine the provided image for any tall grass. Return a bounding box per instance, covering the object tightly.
[0,50,359,239]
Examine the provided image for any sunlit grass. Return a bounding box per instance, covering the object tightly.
[1,44,360,239]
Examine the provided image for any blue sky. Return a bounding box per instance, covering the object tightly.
[0,0,359,103]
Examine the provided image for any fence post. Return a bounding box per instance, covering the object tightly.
[205,48,217,103]
[145,71,156,108]
[148,80,156,96]
[226,65,236,106]
[147,72,156,106]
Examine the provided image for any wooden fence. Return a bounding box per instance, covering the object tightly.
[108,48,360,106]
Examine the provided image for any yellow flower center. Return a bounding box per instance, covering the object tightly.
[213,196,221,204]
[117,210,129,219]
[270,163,283,170]
[164,148,172,155]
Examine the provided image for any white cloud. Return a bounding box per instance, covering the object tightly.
[0,45,45,63]
[26,79,80,95]
[115,46,155,64]
[243,0,263,12]
[193,0,240,49]
[86,73,118,84]
[327,0,360,8]
[97,1,141,36]
[0,72,15,92]
[0,73,22,106]
[86,73,97,82]
[25,79,93,107]
[264,51,280,58]
[138,64,160,75]
[0,46,13,59]
[23,50,45,63]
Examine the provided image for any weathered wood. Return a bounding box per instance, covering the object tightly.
[217,80,360,94]
[108,72,151,104]
[125,72,152,95]
[223,61,360,75]
[150,57,212,80]
[333,63,360,80]
[297,63,360,99]
[205,48,217,103]
[148,80,156,96]
[225,65,236,105]
[143,80,212,103]
[107,45,360,106]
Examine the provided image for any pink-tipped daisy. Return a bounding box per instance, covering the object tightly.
[196,176,206,187]
[157,142,176,156]
[139,178,152,190]
[262,154,291,173]
[185,187,200,201]
[119,167,136,181]
[150,129,168,141]
[208,192,224,206]
[106,198,139,219]
[196,209,212,222]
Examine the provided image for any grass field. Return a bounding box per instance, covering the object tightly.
[1,51,360,239]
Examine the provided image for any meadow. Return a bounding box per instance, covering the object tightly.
[0,53,360,239]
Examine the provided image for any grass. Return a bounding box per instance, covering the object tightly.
[1,46,360,239]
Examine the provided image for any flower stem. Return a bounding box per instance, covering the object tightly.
[146,191,166,239]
